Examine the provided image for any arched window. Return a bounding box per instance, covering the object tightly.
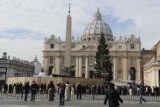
[50,44,54,49]
[129,67,136,80]
[130,44,135,49]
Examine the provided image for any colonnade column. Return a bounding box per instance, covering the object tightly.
[157,70,160,87]
[156,70,159,87]
[123,57,128,81]
[75,57,79,77]
[85,56,89,78]
[44,57,49,74]
[153,71,156,86]
[113,57,116,80]
[136,58,141,83]
[78,57,82,77]
[55,56,61,75]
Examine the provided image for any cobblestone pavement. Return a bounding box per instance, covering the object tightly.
[0,100,160,107]
[0,94,160,107]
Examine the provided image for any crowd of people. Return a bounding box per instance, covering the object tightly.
[0,81,83,106]
[0,81,160,106]
[0,82,160,96]
[1,82,160,96]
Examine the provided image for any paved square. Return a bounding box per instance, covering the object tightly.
[0,100,160,107]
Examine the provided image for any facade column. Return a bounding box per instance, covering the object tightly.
[75,57,79,77]
[157,70,160,87]
[44,57,49,74]
[123,57,128,81]
[156,70,159,87]
[85,56,89,78]
[153,71,156,86]
[113,57,116,80]
[55,56,61,75]
[78,57,82,77]
[136,58,141,83]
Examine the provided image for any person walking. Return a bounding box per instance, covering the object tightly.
[57,81,66,106]
[24,82,30,101]
[104,83,123,107]
[30,81,38,101]
[138,83,147,104]
[76,82,82,99]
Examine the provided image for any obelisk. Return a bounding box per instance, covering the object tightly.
[64,4,72,68]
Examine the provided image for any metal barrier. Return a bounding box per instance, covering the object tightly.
[0,92,46,101]
[1,92,160,102]
[71,94,160,102]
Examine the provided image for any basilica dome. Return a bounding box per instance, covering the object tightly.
[81,8,113,41]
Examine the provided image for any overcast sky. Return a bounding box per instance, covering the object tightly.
[0,0,160,63]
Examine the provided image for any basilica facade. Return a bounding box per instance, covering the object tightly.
[43,9,144,83]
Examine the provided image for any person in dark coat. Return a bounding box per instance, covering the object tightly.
[138,83,147,104]
[24,82,30,101]
[47,81,55,101]
[104,83,123,107]
[30,81,38,101]
[47,81,55,92]
[57,81,66,106]
[76,82,82,99]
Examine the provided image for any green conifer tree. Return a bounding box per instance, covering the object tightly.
[95,33,113,83]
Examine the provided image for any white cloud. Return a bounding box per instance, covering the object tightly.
[0,38,43,62]
[0,0,160,63]
[105,0,160,48]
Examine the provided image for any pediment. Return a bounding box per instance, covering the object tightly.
[79,45,97,51]
[45,35,58,44]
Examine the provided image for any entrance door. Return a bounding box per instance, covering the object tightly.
[90,71,94,78]
[129,67,136,81]
[48,66,53,75]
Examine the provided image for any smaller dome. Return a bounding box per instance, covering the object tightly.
[38,72,47,77]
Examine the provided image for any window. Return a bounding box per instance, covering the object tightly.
[72,44,75,48]
[108,44,112,49]
[88,38,91,41]
[72,45,75,48]
[83,45,85,48]
[118,46,122,49]
[50,44,54,49]
[50,57,53,64]
[130,44,135,49]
